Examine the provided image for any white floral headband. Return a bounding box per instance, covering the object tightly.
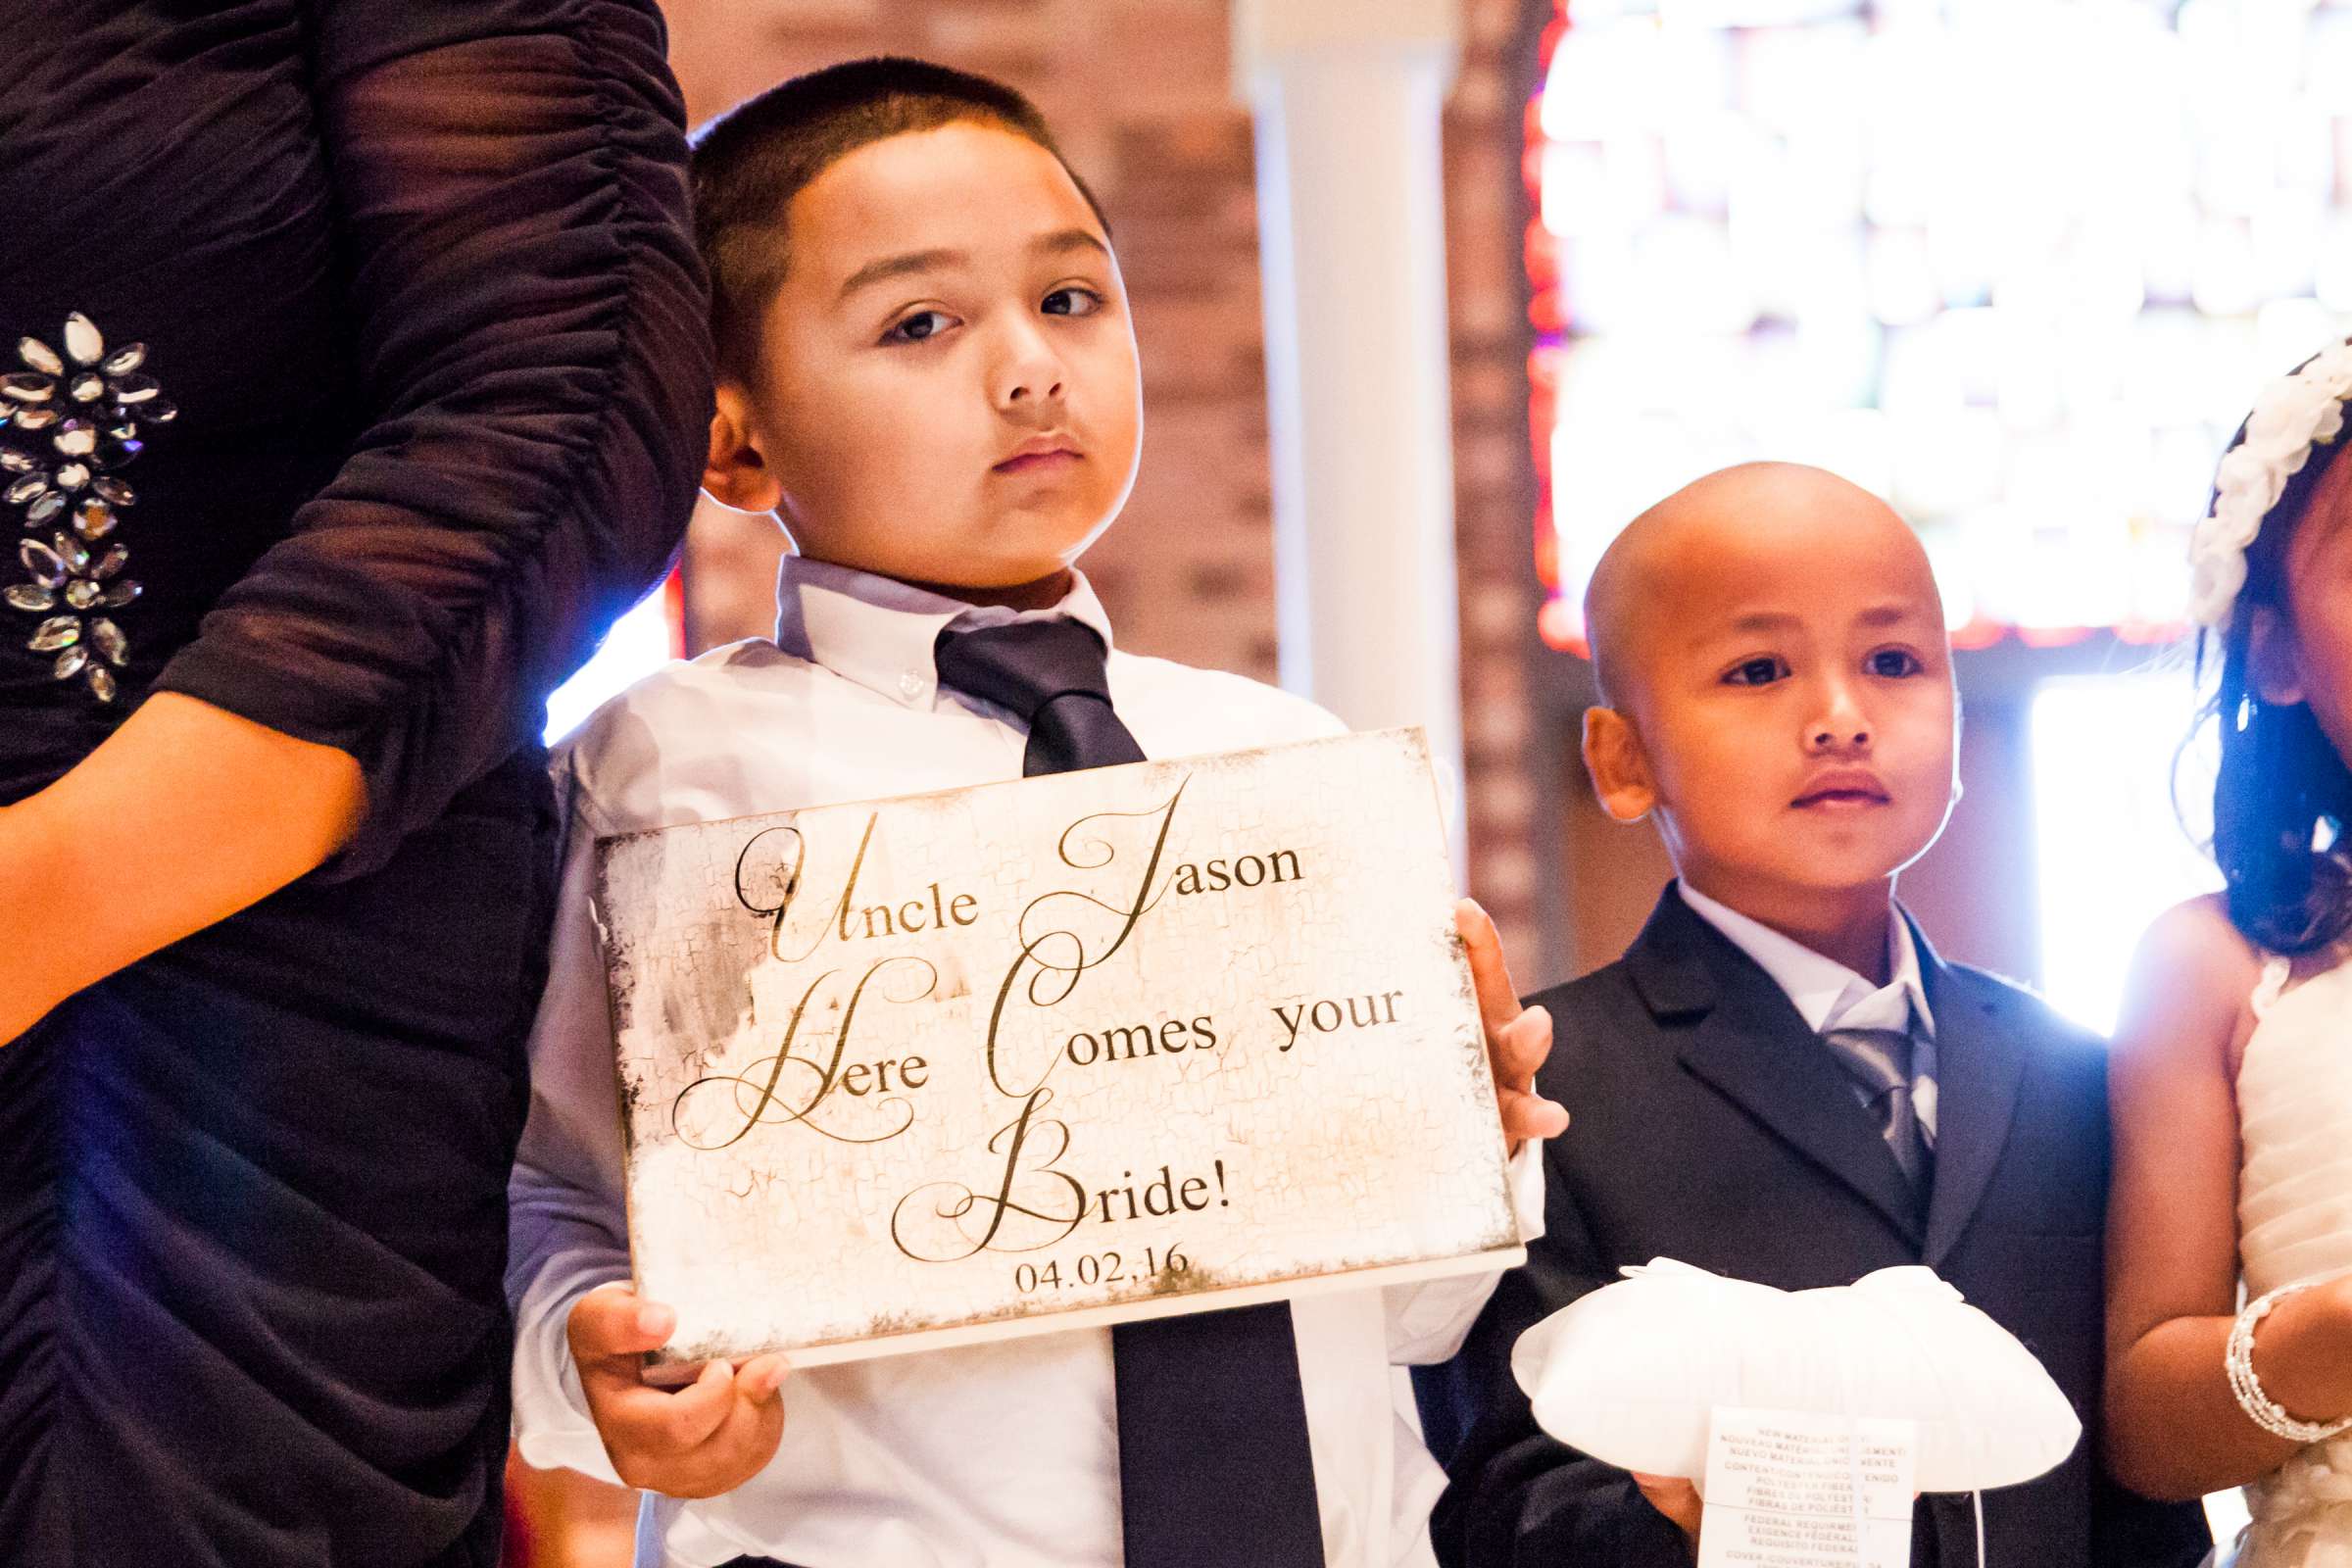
[2190,339,2352,632]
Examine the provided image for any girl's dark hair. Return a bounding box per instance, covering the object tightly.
[689,56,1104,382]
[2205,380,2352,954]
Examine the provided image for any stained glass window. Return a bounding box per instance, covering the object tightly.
[1529,0,2352,651]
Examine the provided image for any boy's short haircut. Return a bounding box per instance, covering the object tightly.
[690,56,1108,381]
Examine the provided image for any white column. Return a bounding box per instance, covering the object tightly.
[1237,0,1466,859]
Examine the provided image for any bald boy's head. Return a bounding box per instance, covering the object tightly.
[1574,461,1958,928]
[1584,463,1933,707]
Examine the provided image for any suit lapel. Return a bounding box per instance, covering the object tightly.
[1627,889,1925,1246]
[1916,918,2028,1266]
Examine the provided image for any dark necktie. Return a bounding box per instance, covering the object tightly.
[1823,1022,1934,1197]
[933,616,1328,1568]
[933,617,1146,775]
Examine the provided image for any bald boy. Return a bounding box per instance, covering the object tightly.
[1577,464,1960,983]
[1419,466,2209,1568]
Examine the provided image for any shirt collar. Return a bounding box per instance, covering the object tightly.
[773,554,1116,711]
[1676,880,1936,1041]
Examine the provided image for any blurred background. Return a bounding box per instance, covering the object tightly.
[519,0,2352,1556]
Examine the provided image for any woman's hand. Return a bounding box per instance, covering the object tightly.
[0,693,363,1043]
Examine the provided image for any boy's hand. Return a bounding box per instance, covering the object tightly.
[1459,899,1570,1154]
[568,1286,789,1498]
[1630,1472,1704,1555]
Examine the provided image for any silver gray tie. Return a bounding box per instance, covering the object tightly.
[1824,1024,1933,1193]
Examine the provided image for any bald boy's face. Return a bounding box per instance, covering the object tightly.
[1583,466,1957,928]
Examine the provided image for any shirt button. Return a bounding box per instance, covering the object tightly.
[899,671,926,700]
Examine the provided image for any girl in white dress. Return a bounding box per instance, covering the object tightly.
[2108,341,2352,1567]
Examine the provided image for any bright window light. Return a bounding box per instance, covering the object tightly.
[546,584,679,744]
[2029,666,2223,1034]
[1528,0,2352,652]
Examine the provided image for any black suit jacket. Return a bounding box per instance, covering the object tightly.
[1420,886,2209,1568]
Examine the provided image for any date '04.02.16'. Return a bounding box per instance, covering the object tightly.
[1013,1246,1191,1294]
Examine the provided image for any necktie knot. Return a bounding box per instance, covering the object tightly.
[1824,1024,1912,1102]
[934,617,1146,777]
[1824,1021,1933,1198]
[933,617,1114,723]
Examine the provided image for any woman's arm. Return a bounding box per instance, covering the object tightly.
[147,0,710,879]
[2104,896,2352,1498]
[0,693,363,1041]
[0,0,709,1039]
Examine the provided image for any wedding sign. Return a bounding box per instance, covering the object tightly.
[594,728,1524,1372]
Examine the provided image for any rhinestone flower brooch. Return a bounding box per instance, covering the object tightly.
[2,313,170,703]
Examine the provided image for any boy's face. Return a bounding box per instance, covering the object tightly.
[1585,467,1958,924]
[728,122,1142,590]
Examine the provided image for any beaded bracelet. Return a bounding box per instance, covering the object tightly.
[2227,1279,2352,1445]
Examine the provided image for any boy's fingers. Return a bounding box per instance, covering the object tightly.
[589,1380,673,1448]
[701,1368,792,1463]
[1490,1004,1553,1088]
[649,1357,792,1497]
[569,1286,675,1361]
[1629,1472,1704,1537]
[740,1377,789,1453]
[735,1352,791,1402]
[1498,1086,1571,1144]
[1455,900,1522,1039]
[658,1357,742,1449]
[593,1357,739,1457]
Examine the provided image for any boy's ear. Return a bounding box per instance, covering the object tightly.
[1582,706,1657,824]
[702,382,784,515]
[2248,604,2308,708]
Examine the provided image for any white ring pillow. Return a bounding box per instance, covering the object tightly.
[1510,1258,2082,1494]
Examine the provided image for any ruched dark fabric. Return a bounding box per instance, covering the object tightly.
[0,2,711,1562]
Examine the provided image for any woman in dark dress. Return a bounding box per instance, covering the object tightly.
[0,2,710,1562]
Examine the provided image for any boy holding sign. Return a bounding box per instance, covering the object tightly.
[1419,465,2209,1568]
[507,57,1563,1568]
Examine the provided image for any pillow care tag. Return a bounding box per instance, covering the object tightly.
[1695,1406,1918,1568]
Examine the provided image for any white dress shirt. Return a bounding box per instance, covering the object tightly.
[509,555,1545,1568]
[1675,880,1938,1138]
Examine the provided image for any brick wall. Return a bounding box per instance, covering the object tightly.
[1447,0,1548,970]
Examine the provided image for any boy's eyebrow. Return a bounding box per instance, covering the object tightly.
[838,248,966,301]
[1701,603,1933,639]
[1717,611,1803,635]
[1032,227,1110,260]
[834,230,1107,301]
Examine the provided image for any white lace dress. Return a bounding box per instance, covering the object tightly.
[2235,952,2352,1566]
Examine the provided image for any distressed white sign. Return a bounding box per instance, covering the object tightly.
[595,727,1525,1372]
